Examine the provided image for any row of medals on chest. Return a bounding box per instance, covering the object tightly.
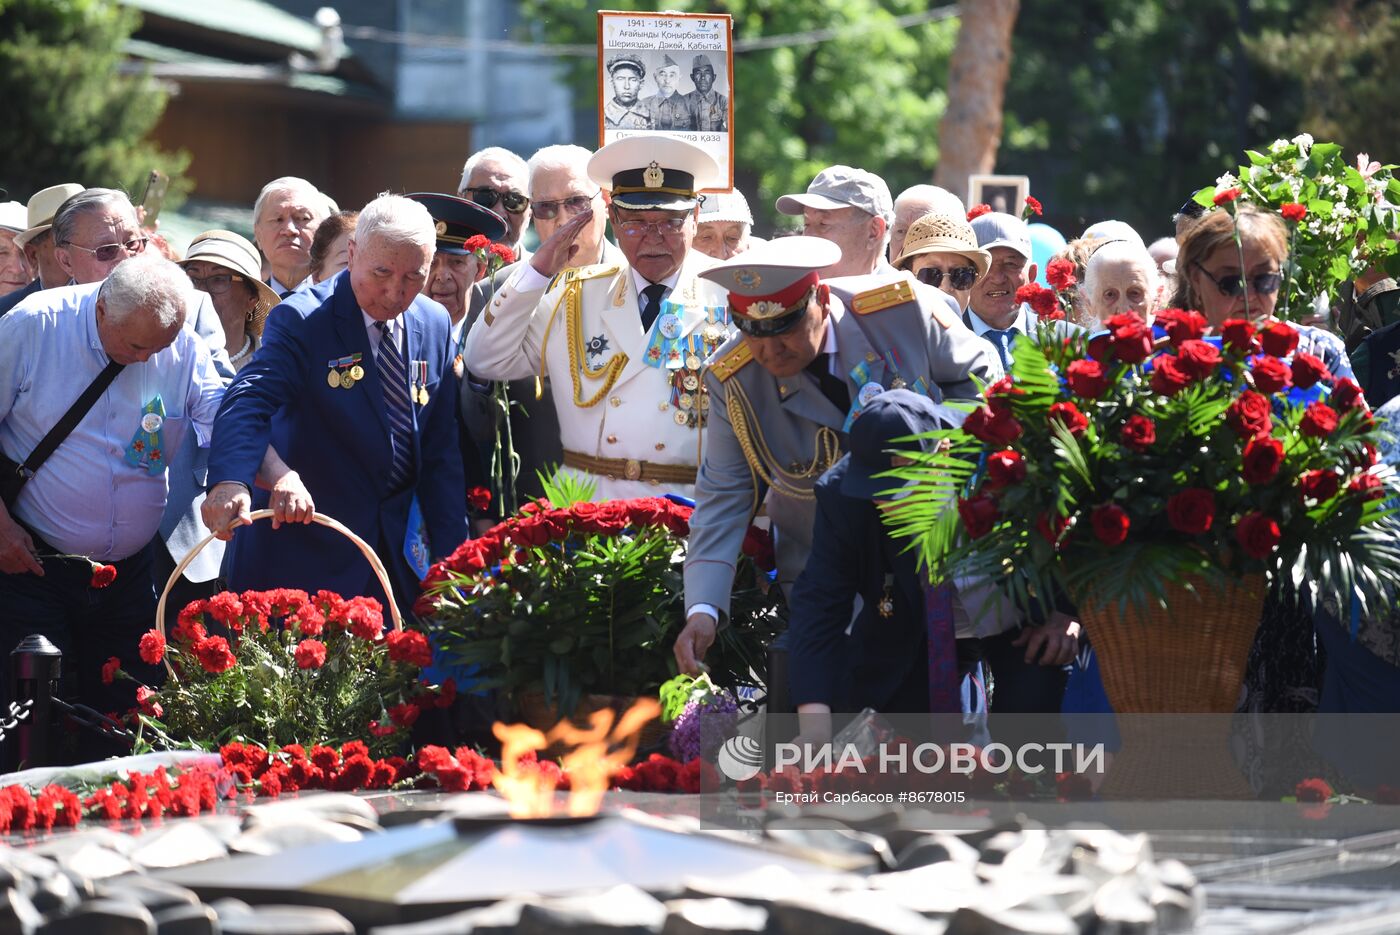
[659,311,726,428]
[326,354,430,405]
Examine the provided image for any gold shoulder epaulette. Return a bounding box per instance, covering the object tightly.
[851,279,914,315]
[708,342,753,382]
[547,263,619,291]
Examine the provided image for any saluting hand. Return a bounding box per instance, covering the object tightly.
[202,481,252,541]
[529,210,594,280]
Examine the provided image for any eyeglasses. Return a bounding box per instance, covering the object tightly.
[532,192,599,221]
[1193,261,1282,298]
[916,265,978,290]
[185,271,246,295]
[62,237,148,262]
[462,187,530,215]
[615,217,688,239]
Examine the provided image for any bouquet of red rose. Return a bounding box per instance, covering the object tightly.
[417,497,781,719]
[885,310,1400,614]
[107,589,452,756]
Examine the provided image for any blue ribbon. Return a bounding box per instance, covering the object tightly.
[124,395,167,476]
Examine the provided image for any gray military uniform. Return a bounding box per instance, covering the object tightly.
[684,272,1002,620]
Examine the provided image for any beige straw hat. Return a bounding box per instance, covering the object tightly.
[181,229,282,338]
[894,211,992,279]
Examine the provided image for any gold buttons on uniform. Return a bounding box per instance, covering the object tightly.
[607,434,618,443]
[655,443,666,451]
[610,397,621,407]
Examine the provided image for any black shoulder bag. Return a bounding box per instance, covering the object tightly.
[0,361,125,508]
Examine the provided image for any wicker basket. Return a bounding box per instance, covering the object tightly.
[155,509,404,680]
[1076,574,1267,799]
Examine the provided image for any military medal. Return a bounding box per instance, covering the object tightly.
[340,373,356,389]
[858,381,885,407]
[350,364,365,381]
[685,353,702,371]
[878,574,895,618]
[703,323,725,344]
[327,369,342,388]
[683,373,699,391]
[674,411,689,426]
[140,412,163,433]
[124,395,167,476]
[678,393,694,410]
[658,313,682,340]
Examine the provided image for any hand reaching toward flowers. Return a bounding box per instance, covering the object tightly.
[673,611,717,676]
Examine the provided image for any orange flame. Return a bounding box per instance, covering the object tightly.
[491,697,661,818]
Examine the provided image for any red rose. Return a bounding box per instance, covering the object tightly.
[1280,202,1307,222]
[1045,257,1077,290]
[1035,512,1071,546]
[294,639,327,670]
[1236,511,1282,558]
[1111,320,1154,364]
[1242,436,1285,484]
[1151,355,1194,396]
[466,486,492,512]
[1120,415,1156,451]
[1156,308,1208,346]
[963,405,1023,447]
[1260,321,1300,358]
[1220,318,1256,354]
[957,494,1000,539]
[192,636,236,674]
[1252,356,1292,394]
[966,203,992,221]
[1290,352,1329,389]
[1299,401,1338,438]
[1213,187,1241,205]
[1226,391,1273,438]
[1349,473,1386,502]
[1090,503,1130,545]
[1298,469,1340,503]
[1047,401,1088,436]
[385,630,434,667]
[101,656,121,685]
[985,449,1027,489]
[1166,488,1215,534]
[1065,359,1108,398]
[138,630,166,666]
[90,564,117,589]
[1294,777,1333,802]
[1331,378,1366,412]
[1175,339,1221,379]
[983,376,1022,407]
[1023,195,1043,217]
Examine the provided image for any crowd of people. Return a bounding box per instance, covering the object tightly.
[0,128,1396,768]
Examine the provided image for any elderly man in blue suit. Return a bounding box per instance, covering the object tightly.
[202,194,466,616]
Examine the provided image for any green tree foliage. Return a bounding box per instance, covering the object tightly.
[0,0,189,204]
[521,0,957,230]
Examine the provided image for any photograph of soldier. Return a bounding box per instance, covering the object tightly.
[644,54,696,132]
[604,55,651,130]
[686,54,728,132]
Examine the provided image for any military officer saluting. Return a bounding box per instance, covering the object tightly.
[603,55,653,130]
[674,237,1002,673]
[463,136,732,500]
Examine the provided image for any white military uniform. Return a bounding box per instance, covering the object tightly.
[462,249,732,501]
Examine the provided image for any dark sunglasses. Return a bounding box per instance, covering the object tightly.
[1174,192,1207,223]
[1193,261,1282,298]
[462,187,530,215]
[531,192,598,221]
[915,265,978,291]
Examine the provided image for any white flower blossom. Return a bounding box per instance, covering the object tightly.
[1216,172,1238,190]
[1269,138,1290,154]
[1292,132,1314,152]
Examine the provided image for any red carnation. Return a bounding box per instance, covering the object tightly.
[1167,488,1216,535]
[984,449,1027,489]
[1242,436,1285,484]
[1299,469,1340,503]
[1175,339,1221,379]
[90,564,117,589]
[1294,777,1332,802]
[1045,257,1077,290]
[1251,356,1292,394]
[1300,401,1338,438]
[1213,187,1241,205]
[138,630,166,666]
[1290,352,1329,389]
[1023,195,1043,216]
[385,630,434,668]
[1156,308,1208,346]
[388,702,420,729]
[957,494,1000,539]
[967,204,992,221]
[1151,355,1194,396]
[192,636,236,674]
[1090,503,1130,545]
[1226,391,1273,438]
[1220,318,1257,354]
[1065,359,1108,398]
[1350,473,1386,502]
[1331,377,1366,412]
[1120,415,1156,451]
[294,639,327,670]
[135,685,162,719]
[467,486,492,512]
[1260,321,1300,358]
[1016,283,1059,318]
[963,405,1023,447]
[101,656,121,685]
[1236,511,1282,558]
[1280,202,1308,223]
[1047,401,1089,436]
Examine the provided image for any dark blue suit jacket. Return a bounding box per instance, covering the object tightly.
[207,271,466,610]
[0,280,41,319]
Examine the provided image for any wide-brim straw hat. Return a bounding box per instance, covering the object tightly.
[181,229,282,338]
[14,183,85,249]
[894,211,992,279]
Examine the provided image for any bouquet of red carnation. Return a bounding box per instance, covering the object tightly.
[107,589,451,756]
[418,495,781,720]
[885,312,1400,615]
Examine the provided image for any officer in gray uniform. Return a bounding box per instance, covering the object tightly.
[673,236,1002,673]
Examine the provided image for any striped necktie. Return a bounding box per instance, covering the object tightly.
[986,328,1017,371]
[375,320,414,492]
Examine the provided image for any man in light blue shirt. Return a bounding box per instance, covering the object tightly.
[0,256,225,721]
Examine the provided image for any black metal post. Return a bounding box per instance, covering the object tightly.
[5,635,62,772]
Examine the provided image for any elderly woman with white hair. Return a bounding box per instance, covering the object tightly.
[692,189,757,260]
[1079,239,1163,327]
[252,176,335,296]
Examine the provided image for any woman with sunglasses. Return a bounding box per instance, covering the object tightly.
[891,210,991,313]
[1172,205,1353,380]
